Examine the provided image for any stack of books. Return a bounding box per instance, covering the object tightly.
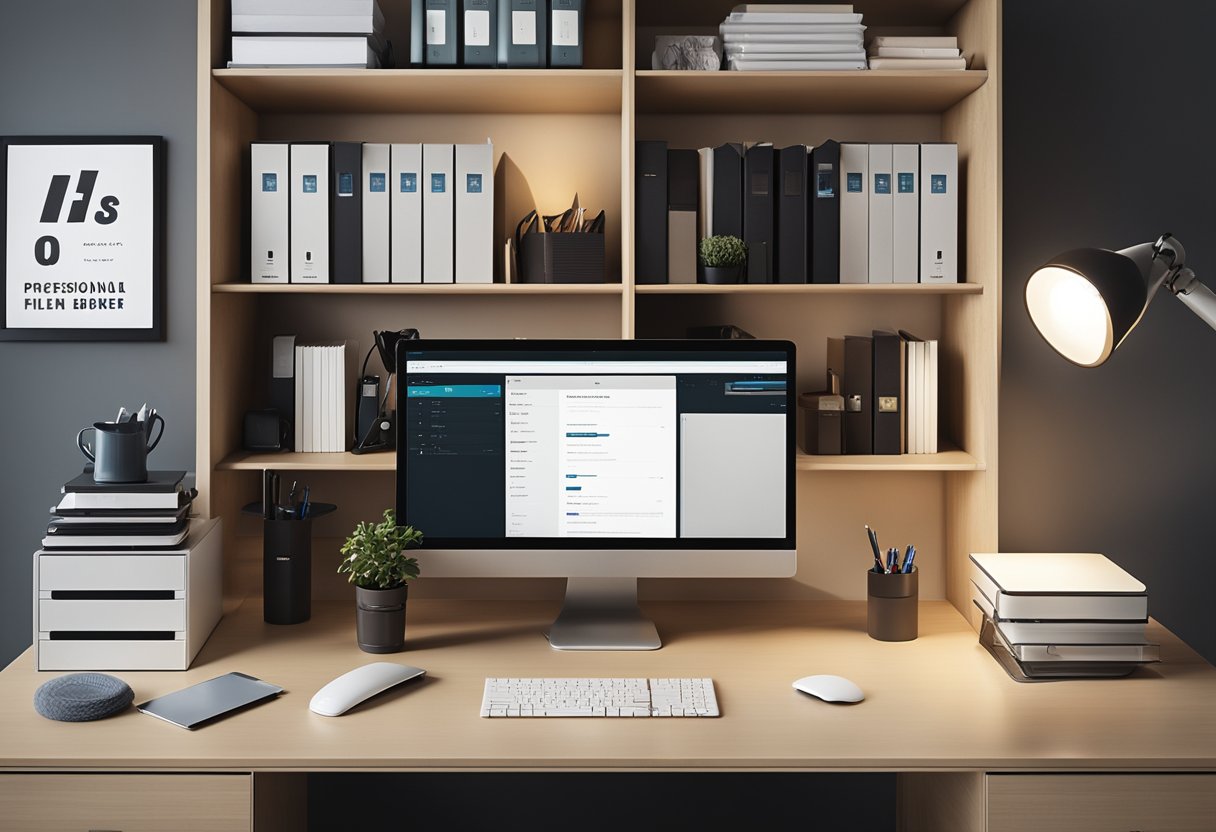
[970,552,1159,679]
[229,0,388,68]
[719,4,867,71]
[866,35,966,71]
[47,470,197,550]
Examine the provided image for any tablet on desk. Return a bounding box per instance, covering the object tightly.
[136,672,283,729]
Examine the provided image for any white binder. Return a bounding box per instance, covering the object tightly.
[892,143,919,283]
[362,143,390,283]
[390,143,423,283]
[290,143,330,283]
[422,143,455,283]
[250,143,289,284]
[867,143,893,283]
[920,143,958,283]
[455,141,494,283]
[839,142,868,284]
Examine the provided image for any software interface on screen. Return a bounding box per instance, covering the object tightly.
[401,347,791,544]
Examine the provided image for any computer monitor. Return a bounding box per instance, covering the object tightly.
[396,339,796,650]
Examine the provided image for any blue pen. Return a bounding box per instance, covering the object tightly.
[298,485,310,519]
[903,545,917,574]
[886,548,897,574]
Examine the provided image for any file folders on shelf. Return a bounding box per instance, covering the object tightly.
[635,140,667,284]
[498,0,547,67]
[843,334,872,454]
[290,143,329,283]
[548,0,583,67]
[250,142,288,284]
[872,329,905,454]
[810,139,840,284]
[777,144,809,284]
[391,143,423,283]
[330,141,363,284]
[462,0,497,66]
[362,143,390,284]
[455,141,494,283]
[892,144,919,283]
[920,142,958,283]
[667,148,699,285]
[423,143,455,283]
[839,142,868,284]
[867,144,893,284]
[712,142,744,239]
[424,0,458,65]
[744,143,775,283]
[697,147,713,241]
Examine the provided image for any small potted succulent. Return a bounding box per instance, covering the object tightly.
[338,509,422,653]
[699,235,748,284]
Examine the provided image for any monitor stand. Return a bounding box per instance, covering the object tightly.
[546,577,661,651]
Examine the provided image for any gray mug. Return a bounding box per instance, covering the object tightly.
[77,415,164,484]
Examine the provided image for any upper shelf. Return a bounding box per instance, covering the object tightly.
[636,283,982,296]
[213,282,623,296]
[212,69,623,115]
[635,70,988,115]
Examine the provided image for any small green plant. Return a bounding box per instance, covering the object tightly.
[338,509,422,590]
[699,235,747,268]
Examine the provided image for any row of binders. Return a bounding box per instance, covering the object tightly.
[294,343,356,453]
[970,552,1159,678]
[251,141,494,284]
[637,140,958,285]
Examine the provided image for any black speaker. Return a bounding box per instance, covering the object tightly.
[263,517,311,624]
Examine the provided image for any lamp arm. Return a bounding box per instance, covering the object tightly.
[1168,268,1216,333]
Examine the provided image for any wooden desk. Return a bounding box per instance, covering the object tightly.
[2,600,1215,830]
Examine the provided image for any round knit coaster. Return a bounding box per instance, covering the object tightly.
[34,672,134,722]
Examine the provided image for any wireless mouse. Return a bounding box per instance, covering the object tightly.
[792,674,865,703]
[310,662,426,716]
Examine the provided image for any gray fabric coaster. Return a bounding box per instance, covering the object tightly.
[34,672,134,722]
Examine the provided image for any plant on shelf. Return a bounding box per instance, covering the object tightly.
[338,509,423,654]
[699,235,747,285]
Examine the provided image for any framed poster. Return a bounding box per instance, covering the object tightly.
[1,136,165,341]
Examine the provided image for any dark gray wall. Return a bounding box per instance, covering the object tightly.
[1002,1,1216,663]
[0,1,197,668]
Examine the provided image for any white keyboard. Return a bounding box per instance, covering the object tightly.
[481,677,720,717]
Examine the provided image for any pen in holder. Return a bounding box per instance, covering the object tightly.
[867,567,919,642]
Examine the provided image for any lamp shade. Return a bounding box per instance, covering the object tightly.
[1025,247,1150,367]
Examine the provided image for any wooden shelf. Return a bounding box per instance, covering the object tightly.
[212,69,623,114]
[217,451,395,472]
[212,282,624,295]
[635,70,988,115]
[636,283,982,296]
[797,444,983,472]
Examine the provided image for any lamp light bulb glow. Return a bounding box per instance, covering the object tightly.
[1026,266,1114,367]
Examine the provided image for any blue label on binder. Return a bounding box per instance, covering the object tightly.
[400,172,417,193]
[874,173,891,195]
[466,173,483,194]
[369,172,386,193]
[816,171,835,198]
[931,174,947,194]
[338,172,354,196]
[846,172,862,193]
[898,172,915,193]
[431,173,447,193]
[261,173,277,192]
[302,175,318,194]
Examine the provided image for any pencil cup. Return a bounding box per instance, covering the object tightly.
[867,567,918,642]
[263,517,312,625]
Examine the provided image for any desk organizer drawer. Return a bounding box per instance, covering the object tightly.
[38,598,186,631]
[0,773,251,831]
[38,554,185,591]
[987,774,1216,832]
[36,639,188,671]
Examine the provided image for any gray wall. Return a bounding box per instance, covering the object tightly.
[1002,0,1216,663]
[0,0,197,668]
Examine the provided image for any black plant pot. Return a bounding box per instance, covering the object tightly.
[701,265,742,285]
[355,584,408,654]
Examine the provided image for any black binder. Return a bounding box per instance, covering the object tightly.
[872,329,906,455]
[744,143,775,283]
[843,334,873,454]
[497,0,547,67]
[777,145,809,284]
[462,0,497,65]
[811,140,841,283]
[712,143,744,238]
[329,142,362,284]
[548,0,583,67]
[636,140,668,284]
[425,0,458,65]
[410,0,425,65]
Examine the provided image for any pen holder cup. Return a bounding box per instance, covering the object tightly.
[867,567,918,642]
[518,231,606,283]
[263,517,312,625]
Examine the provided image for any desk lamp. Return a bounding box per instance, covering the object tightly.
[1025,233,1216,366]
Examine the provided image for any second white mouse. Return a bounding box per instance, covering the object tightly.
[310,662,427,716]
[792,674,865,703]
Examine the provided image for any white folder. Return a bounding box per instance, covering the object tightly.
[390,143,423,283]
[455,141,494,283]
[892,144,919,284]
[839,143,868,284]
[290,143,330,283]
[920,143,958,283]
[422,143,455,283]
[362,143,390,283]
[250,143,289,284]
[697,147,713,241]
[867,143,893,283]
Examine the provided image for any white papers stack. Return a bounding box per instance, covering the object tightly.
[866,35,966,71]
[720,4,866,71]
[229,0,387,68]
[903,335,937,454]
[294,343,352,452]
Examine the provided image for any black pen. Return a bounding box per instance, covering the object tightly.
[865,525,884,572]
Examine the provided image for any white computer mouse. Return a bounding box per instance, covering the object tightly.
[792,674,865,703]
[309,662,426,716]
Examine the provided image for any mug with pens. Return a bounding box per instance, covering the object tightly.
[864,524,919,642]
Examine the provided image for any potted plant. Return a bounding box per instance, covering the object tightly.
[338,509,422,654]
[699,235,747,284]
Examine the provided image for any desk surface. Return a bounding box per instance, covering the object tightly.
[2,600,1215,772]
